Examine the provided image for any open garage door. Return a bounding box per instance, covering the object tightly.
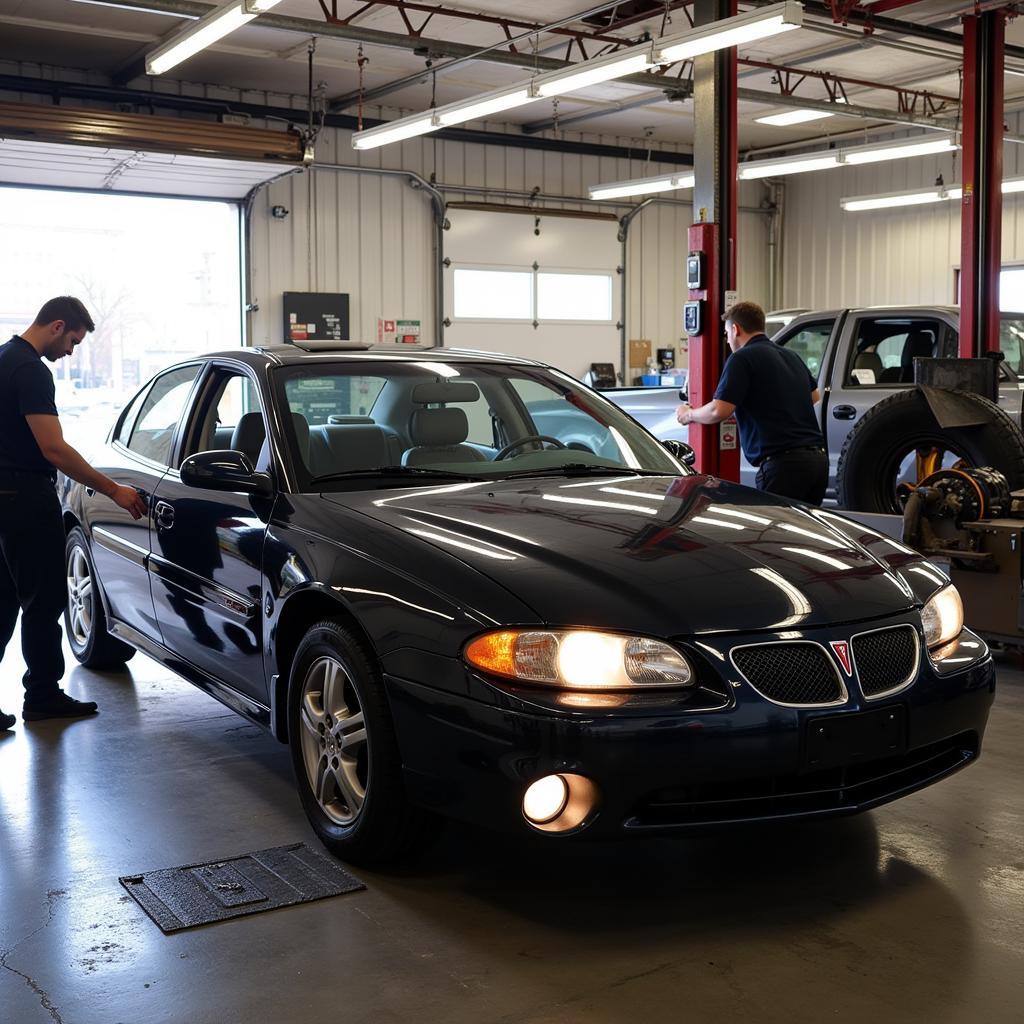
[443,207,621,380]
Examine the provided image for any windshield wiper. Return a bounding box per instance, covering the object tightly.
[310,465,480,485]
[499,463,672,480]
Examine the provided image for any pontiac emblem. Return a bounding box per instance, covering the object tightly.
[830,641,852,676]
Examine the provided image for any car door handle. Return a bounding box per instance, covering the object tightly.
[832,405,857,420]
[154,500,175,529]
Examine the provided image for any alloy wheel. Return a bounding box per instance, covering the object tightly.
[66,545,94,647]
[298,656,369,826]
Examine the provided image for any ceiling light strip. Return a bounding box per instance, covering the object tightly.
[352,1,804,151]
[841,176,1024,212]
[145,0,285,76]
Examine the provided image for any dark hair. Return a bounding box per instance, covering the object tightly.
[33,296,95,333]
[722,301,766,335]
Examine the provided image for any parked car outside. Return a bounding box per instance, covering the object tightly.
[61,344,994,864]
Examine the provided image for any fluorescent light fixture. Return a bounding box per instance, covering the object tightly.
[1002,177,1024,194]
[145,0,284,75]
[755,109,834,127]
[653,1,803,63]
[738,152,840,179]
[842,134,957,165]
[589,172,695,200]
[351,114,438,150]
[535,50,654,98]
[435,86,539,127]
[840,187,947,212]
[71,0,198,15]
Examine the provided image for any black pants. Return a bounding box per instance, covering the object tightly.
[0,477,66,705]
[755,447,829,505]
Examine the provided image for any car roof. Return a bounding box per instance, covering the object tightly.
[206,345,547,368]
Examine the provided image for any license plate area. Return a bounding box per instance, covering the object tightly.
[804,705,907,771]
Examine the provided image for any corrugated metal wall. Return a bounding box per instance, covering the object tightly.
[780,113,1024,310]
[2,60,771,366]
[253,124,772,358]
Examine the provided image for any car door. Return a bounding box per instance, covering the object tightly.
[820,311,954,498]
[86,363,202,641]
[147,364,273,704]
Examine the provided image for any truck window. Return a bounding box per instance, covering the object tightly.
[1000,318,1024,375]
[776,320,833,379]
[845,318,942,387]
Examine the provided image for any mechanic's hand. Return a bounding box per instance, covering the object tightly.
[676,403,692,426]
[111,484,147,520]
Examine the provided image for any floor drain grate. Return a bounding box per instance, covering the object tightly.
[120,842,364,933]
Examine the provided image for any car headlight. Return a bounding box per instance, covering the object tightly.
[921,584,964,650]
[464,629,694,689]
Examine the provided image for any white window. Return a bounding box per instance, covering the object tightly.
[453,268,533,320]
[537,272,613,322]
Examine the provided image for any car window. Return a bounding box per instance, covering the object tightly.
[999,318,1024,375]
[274,362,685,488]
[845,319,941,387]
[114,385,149,447]
[776,320,833,379]
[188,372,266,465]
[285,374,386,425]
[126,365,200,466]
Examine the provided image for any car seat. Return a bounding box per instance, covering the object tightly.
[851,351,883,384]
[401,380,488,466]
[898,331,935,383]
[230,412,266,464]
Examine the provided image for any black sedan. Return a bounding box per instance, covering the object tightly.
[61,344,995,864]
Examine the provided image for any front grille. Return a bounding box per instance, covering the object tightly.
[853,626,919,697]
[732,642,842,706]
[627,733,978,828]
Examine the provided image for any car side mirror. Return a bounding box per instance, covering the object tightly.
[663,439,696,466]
[180,450,274,496]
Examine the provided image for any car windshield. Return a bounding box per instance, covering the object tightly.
[274,360,687,490]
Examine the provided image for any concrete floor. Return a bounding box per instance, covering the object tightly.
[1,642,1022,1024]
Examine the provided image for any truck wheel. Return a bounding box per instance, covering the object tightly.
[287,619,437,866]
[836,389,1024,513]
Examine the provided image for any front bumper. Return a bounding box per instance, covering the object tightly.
[384,624,995,838]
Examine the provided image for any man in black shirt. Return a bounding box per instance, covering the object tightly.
[0,296,146,731]
[675,300,827,505]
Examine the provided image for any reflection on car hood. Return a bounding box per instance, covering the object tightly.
[324,474,920,636]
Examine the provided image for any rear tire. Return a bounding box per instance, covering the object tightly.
[287,619,436,866]
[64,527,136,670]
[836,389,1024,513]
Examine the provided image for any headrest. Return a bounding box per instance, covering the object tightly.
[853,351,883,373]
[902,331,934,364]
[231,412,266,458]
[411,380,480,405]
[409,407,469,446]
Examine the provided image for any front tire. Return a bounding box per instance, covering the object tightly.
[64,527,136,670]
[287,619,434,865]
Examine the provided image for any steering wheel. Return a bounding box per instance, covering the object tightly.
[494,435,568,460]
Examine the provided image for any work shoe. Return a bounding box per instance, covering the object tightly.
[1,710,15,731]
[23,692,99,721]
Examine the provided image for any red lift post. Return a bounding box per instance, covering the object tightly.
[959,10,1006,359]
[687,0,740,481]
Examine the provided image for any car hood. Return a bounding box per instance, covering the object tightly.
[324,474,919,636]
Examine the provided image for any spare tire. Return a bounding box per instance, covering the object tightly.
[836,388,1024,513]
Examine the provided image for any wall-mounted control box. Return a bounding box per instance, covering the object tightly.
[686,253,704,291]
[684,300,702,336]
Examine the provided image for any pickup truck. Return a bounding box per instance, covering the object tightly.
[605,306,1024,512]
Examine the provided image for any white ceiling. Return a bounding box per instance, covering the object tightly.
[0,0,1021,152]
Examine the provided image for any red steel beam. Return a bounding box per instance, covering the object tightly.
[959,10,1005,358]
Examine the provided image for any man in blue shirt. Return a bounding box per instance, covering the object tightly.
[675,301,827,504]
[0,297,146,731]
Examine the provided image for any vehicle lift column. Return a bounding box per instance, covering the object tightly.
[959,9,1006,359]
[687,0,740,480]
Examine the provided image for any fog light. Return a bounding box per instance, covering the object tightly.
[523,775,569,824]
